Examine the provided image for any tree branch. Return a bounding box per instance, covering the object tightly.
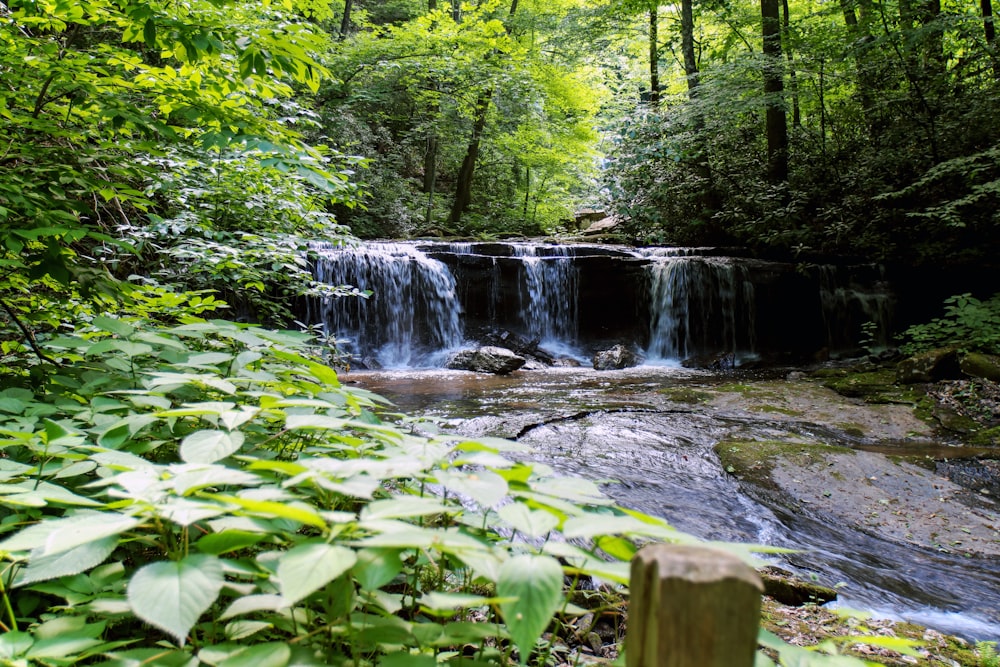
[0,298,61,367]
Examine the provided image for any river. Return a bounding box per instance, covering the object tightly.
[348,364,1000,642]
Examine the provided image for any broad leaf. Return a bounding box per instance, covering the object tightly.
[498,503,560,537]
[276,542,356,606]
[497,554,564,665]
[17,536,118,586]
[127,554,225,646]
[180,430,245,464]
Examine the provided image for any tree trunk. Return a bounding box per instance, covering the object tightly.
[680,0,699,93]
[761,0,788,183]
[649,4,660,106]
[983,0,998,77]
[781,0,800,128]
[429,0,437,9]
[424,132,438,225]
[448,0,519,224]
[339,0,353,39]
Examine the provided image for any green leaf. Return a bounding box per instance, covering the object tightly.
[352,548,403,592]
[127,554,225,646]
[360,496,449,521]
[497,554,564,665]
[196,530,266,555]
[93,316,135,338]
[180,429,245,464]
[218,642,290,667]
[0,632,32,660]
[276,542,357,606]
[497,503,560,537]
[1,512,140,558]
[438,469,508,509]
[17,536,118,586]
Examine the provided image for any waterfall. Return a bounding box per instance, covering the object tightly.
[306,242,464,368]
[817,265,895,353]
[300,241,894,369]
[643,254,756,363]
[512,244,579,349]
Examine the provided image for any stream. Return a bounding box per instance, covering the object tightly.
[349,365,1000,642]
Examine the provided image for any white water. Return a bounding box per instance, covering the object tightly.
[308,242,465,367]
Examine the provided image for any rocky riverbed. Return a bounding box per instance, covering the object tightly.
[350,360,1000,661]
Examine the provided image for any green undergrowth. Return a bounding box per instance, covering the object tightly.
[0,317,903,666]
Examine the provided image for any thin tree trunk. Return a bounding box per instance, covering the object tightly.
[448,0,519,224]
[983,0,999,77]
[781,0,800,128]
[424,132,438,226]
[340,0,353,39]
[429,0,437,9]
[649,4,660,106]
[762,0,788,183]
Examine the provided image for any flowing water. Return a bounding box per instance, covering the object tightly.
[307,240,998,640]
[351,365,1000,642]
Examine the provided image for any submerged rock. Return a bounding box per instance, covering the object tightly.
[446,346,526,375]
[592,345,641,370]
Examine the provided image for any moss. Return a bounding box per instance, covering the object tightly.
[817,368,912,403]
[656,387,714,404]
[760,597,984,666]
[968,425,1000,446]
[714,439,853,487]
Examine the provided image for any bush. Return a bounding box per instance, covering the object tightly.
[900,293,1000,356]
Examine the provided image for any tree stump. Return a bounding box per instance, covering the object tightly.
[626,544,764,667]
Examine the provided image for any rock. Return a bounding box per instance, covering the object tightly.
[446,346,526,375]
[592,344,641,370]
[682,352,736,371]
[896,347,962,383]
[582,217,619,235]
[482,329,555,365]
[759,567,838,606]
[960,352,1000,382]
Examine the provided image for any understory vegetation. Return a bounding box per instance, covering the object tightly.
[0,0,997,664]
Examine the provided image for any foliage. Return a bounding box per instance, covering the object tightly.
[319,0,605,238]
[0,0,361,313]
[601,0,1000,269]
[900,293,1000,355]
[0,316,888,666]
[0,316,670,664]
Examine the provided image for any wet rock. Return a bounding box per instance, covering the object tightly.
[482,329,555,365]
[592,344,641,370]
[960,352,1000,382]
[760,566,838,606]
[896,347,963,384]
[446,346,526,375]
[682,352,737,371]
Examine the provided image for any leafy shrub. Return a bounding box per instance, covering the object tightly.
[900,293,1000,355]
[0,317,681,665]
[0,316,904,666]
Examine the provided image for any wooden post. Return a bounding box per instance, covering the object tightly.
[626,544,764,667]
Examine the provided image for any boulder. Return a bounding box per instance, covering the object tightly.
[759,567,838,607]
[960,352,1000,382]
[582,217,619,235]
[592,344,641,370]
[446,346,526,375]
[895,347,962,383]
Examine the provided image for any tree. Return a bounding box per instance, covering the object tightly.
[761,0,788,183]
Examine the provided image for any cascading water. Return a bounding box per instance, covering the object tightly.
[302,240,892,368]
[513,244,580,350]
[642,252,756,363]
[306,242,464,368]
[817,265,895,353]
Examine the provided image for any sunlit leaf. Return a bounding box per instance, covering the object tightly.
[127,554,225,646]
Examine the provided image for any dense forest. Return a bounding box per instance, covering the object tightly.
[0,0,998,665]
